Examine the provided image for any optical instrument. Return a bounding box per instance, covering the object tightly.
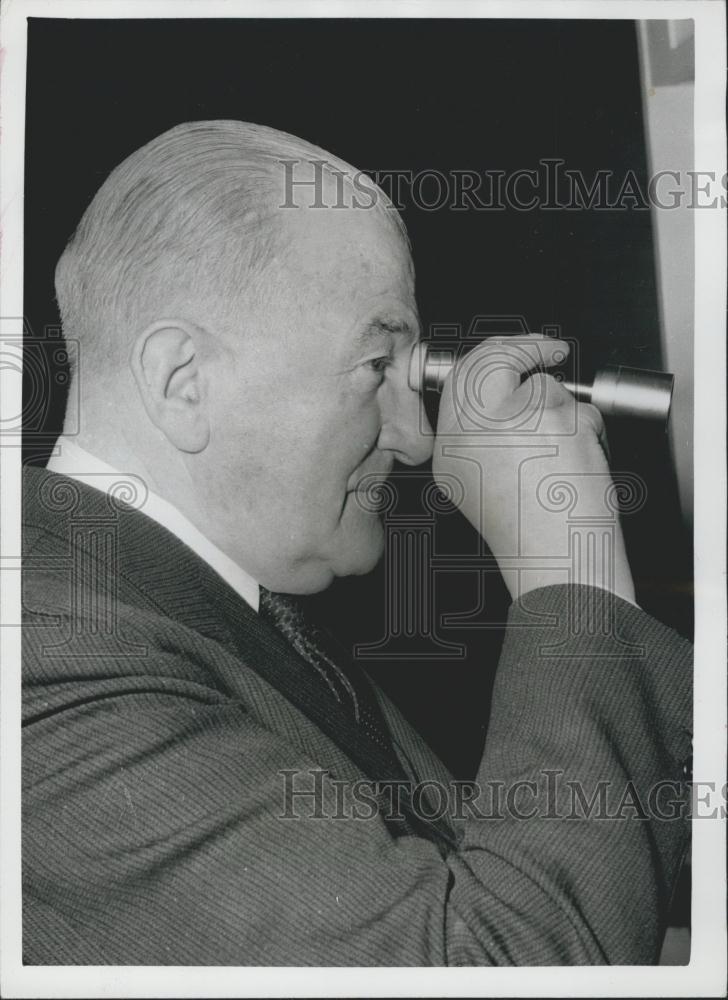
[408,342,674,427]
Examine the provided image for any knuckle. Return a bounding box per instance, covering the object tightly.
[530,371,559,388]
[578,401,604,429]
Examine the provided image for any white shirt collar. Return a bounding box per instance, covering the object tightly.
[46,437,260,612]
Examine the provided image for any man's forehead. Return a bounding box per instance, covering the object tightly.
[265,200,417,339]
[277,199,412,273]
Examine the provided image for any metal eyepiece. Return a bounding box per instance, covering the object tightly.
[408,343,456,394]
[408,342,674,429]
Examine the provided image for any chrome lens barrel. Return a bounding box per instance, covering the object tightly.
[408,343,674,428]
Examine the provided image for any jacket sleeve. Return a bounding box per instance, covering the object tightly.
[23,584,692,966]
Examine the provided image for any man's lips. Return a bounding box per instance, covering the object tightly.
[347,470,393,493]
[345,469,395,516]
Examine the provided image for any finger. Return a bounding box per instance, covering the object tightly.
[513,371,572,412]
[455,334,571,404]
[579,401,611,460]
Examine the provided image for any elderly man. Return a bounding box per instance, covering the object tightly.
[22,120,691,966]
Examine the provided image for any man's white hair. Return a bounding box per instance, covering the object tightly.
[55,120,407,378]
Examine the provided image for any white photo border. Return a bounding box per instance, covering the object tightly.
[1,1,725,997]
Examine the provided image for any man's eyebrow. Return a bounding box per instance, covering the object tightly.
[360,318,418,340]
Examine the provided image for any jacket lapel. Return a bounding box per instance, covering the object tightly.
[24,466,457,851]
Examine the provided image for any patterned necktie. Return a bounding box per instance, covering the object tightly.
[259,588,458,853]
[258,587,401,764]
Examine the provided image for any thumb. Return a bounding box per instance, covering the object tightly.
[446,335,570,428]
[455,334,571,405]
[513,371,572,412]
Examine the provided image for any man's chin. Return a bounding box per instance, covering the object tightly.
[278,516,384,596]
[333,512,385,579]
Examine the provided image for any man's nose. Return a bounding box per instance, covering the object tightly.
[377,378,434,466]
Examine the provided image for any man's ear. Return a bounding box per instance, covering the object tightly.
[130,320,211,453]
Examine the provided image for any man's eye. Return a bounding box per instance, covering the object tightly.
[367,356,392,375]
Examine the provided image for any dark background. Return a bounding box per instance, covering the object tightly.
[24,17,693,784]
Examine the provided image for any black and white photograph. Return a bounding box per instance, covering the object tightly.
[0,0,725,996]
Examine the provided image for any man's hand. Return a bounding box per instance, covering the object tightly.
[432,334,636,604]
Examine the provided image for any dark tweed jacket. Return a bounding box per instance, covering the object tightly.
[22,465,692,965]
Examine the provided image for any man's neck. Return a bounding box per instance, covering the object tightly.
[48,435,260,612]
